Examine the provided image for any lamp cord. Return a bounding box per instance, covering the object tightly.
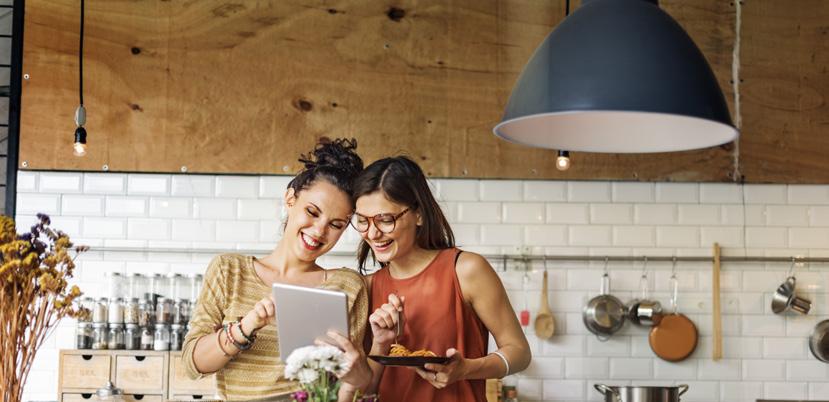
[79,0,84,106]
[731,0,742,181]
[565,0,570,16]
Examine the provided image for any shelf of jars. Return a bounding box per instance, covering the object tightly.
[75,272,203,352]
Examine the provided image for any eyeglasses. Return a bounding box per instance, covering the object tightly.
[350,208,410,234]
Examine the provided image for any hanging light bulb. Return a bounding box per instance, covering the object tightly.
[73,104,86,156]
[73,127,87,157]
[556,150,571,171]
[73,0,87,157]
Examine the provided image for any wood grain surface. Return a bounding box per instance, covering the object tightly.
[17,0,828,182]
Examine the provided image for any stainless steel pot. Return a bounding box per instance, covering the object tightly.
[809,319,829,362]
[583,273,626,341]
[594,384,689,402]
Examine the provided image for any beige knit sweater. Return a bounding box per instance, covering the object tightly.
[181,254,368,400]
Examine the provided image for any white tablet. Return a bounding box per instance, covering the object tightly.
[272,282,349,359]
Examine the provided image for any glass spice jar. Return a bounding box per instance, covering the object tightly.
[93,297,109,324]
[92,323,109,350]
[108,324,125,350]
[170,324,183,351]
[79,297,95,323]
[140,326,154,351]
[156,298,173,325]
[138,299,154,327]
[108,297,125,325]
[153,324,170,351]
[172,299,190,325]
[75,322,92,349]
[124,298,139,325]
[124,324,140,350]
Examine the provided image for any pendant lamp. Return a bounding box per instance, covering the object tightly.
[493,0,738,153]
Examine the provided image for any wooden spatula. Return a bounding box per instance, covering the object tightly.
[534,270,555,339]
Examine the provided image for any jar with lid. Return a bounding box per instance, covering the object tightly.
[108,272,125,300]
[75,322,93,349]
[128,273,145,300]
[153,324,170,351]
[137,299,154,327]
[108,324,125,350]
[147,273,163,302]
[502,386,518,402]
[156,298,173,325]
[79,297,95,323]
[173,299,191,325]
[108,298,125,325]
[140,326,154,350]
[169,324,183,351]
[92,323,109,350]
[93,298,109,324]
[124,324,140,350]
[124,298,139,325]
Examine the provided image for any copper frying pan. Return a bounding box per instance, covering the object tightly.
[649,274,698,362]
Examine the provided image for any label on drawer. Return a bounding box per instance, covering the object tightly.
[115,355,165,393]
[61,355,111,389]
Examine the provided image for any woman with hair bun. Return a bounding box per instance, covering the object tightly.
[181,138,372,401]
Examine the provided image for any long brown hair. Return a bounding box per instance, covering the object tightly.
[353,156,454,273]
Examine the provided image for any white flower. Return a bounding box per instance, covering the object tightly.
[283,344,347,384]
[297,367,319,384]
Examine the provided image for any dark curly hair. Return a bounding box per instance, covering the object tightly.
[286,137,364,201]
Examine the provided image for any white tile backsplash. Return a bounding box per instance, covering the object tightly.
[480,180,523,201]
[39,172,82,193]
[216,176,259,198]
[16,173,829,402]
[568,182,611,203]
[524,181,567,202]
[127,174,170,195]
[83,173,126,194]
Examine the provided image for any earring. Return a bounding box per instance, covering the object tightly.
[280,203,288,221]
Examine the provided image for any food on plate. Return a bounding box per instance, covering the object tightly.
[389,343,437,357]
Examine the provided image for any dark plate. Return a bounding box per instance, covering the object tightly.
[368,355,451,367]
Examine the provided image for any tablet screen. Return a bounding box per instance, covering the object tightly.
[272,282,349,359]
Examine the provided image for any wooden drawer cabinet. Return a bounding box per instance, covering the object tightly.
[59,349,217,401]
[168,352,216,400]
[62,393,164,402]
[59,352,112,391]
[114,354,166,394]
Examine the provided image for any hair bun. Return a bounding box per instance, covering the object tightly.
[298,137,363,177]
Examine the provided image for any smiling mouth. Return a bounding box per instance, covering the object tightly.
[372,239,393,251]
[301,232,323,250]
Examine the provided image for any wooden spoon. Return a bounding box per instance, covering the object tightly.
[534,270,555,339]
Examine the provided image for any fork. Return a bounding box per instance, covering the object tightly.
[395,306,405,344]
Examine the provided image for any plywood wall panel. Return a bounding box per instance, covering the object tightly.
[17,0,826,182]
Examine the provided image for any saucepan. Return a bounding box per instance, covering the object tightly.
[583,271,626,341]
[594,384,689,402]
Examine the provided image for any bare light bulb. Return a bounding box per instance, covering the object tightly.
[74,126,87,157]
[556,150,571,171]
[73,142,87,157]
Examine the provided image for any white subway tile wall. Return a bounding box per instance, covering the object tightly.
[15,173,829,402]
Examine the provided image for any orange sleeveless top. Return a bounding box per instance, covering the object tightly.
[370,248,488,402]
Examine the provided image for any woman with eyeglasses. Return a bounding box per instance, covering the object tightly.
[349,156,531,402]
[181,138,373,401]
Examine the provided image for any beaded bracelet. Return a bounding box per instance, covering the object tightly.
[225,321,253,351]
[237,320,257,344]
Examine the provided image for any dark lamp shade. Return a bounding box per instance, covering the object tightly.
[493,0,739,153]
